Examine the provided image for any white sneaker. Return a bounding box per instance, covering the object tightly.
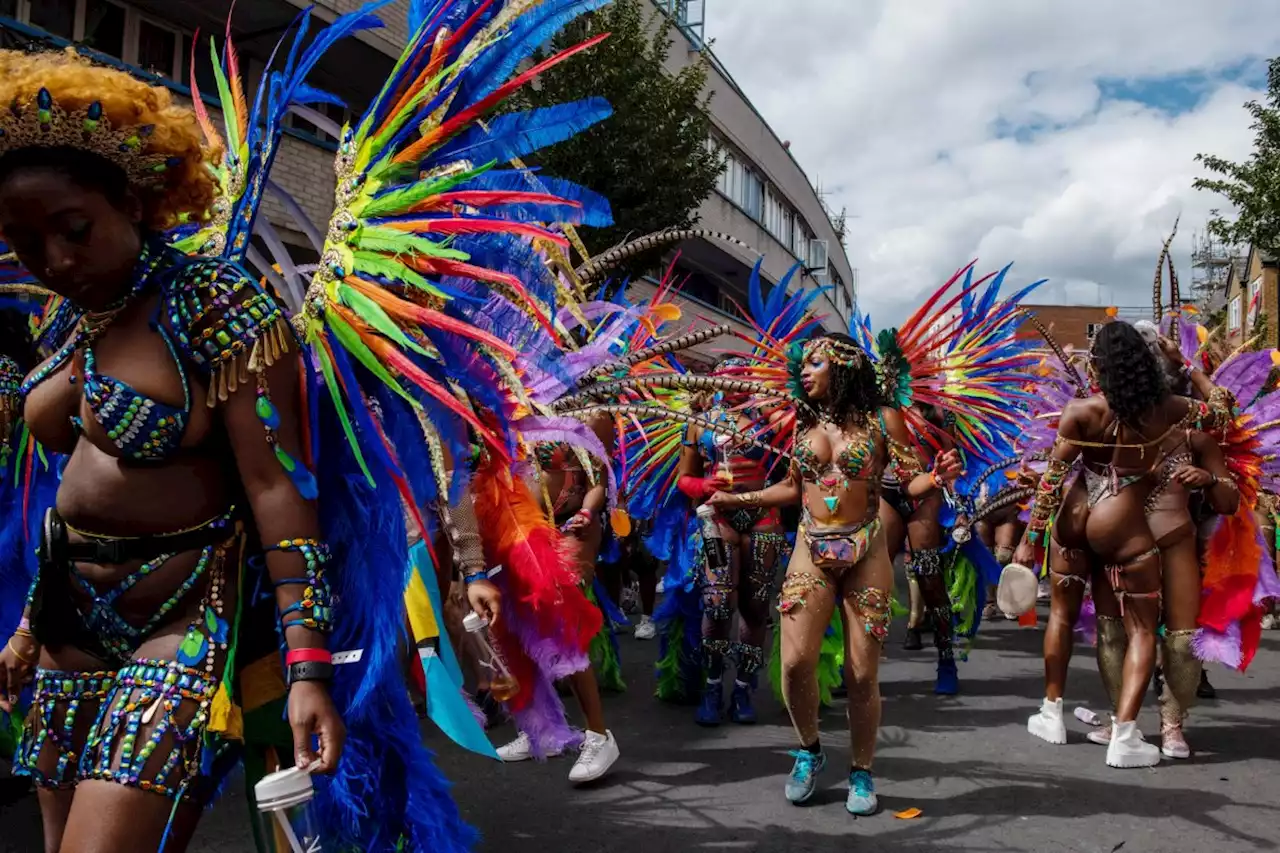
[1027,697,1067,745]
[634,615,657,640]
[1106,719,1161,768]
[1263,613,1278,631]
[497,731,563,763]
[569,729,619,784]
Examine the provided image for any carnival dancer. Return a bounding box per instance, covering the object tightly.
[851,264,1044,691]
[710,333,961,812]
[1015,321,1238,768]
[486,411,622,783]
[677,357,790,725]
[880,406,960,689]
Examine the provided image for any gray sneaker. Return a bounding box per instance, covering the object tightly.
[784,750,826,804]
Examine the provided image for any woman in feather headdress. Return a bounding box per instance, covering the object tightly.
[1016,321,1238,769]
[676,356,791,727]
[708,333,961,814]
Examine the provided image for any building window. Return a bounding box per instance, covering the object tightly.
[1248,276,1263,326]
[12,1,185,80]
[807,239,829,277]
[286,102,350,143]
[793,222,811,261]
[1229,295,1242,332]
[30,0,76,38]
[1086,322,1105,341]
[135,16,181,78]
[714,146,764,221]
[81,0,124,56]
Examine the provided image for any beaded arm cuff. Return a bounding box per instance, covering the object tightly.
[1027,457,1072,542]
[1202,386,1237,437]
[888,436,925,481]
[266,539,334,634]
[162,258,295,409]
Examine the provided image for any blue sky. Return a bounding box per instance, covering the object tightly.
[704,0,1280,321]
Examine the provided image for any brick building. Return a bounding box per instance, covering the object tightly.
[1223,245,1280,350]
[1017,304,1116,351]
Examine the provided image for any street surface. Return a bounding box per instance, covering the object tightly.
[1,610,1277,852]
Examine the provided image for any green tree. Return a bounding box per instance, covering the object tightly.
[1194,58,1280,252]
[511,0,724,279]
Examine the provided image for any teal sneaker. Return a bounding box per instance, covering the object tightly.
[846,769,878,816]
[784,750,826,804]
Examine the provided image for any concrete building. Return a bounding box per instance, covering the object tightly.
[640,2,857,342]
[0,0,854,361]
[1222,245,1279,350]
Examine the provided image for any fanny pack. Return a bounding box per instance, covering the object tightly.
[805,519,881,571]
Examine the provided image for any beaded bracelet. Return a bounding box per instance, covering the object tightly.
[267,538,334,634]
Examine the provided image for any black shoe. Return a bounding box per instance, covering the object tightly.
[476,689,509,728]
[1196,671,1216,700]
[903,628,924,651]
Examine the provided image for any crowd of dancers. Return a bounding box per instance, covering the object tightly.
[0,1,1274,851]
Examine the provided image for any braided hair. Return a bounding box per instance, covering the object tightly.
[1091,321,1169,429]
[796,332,883,427]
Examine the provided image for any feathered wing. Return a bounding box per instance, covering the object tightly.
[882,263,1045,461]
[193,2,631,848]
[1195,347,1280,671]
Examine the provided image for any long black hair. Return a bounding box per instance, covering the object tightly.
[1091,321,1169,428]
[796,332,883,427]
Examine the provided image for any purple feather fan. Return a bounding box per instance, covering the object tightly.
[1193,622,1243,669]
[1074,596,1097,645]
[495,571,592,681]
[511,671,584,759]
[1215,350,1273,407]
[1253,526,1280,605]
[519,417,618,510]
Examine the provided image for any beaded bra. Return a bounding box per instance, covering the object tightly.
[21,239,291,463]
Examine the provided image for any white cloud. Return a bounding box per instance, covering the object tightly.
[704,0,1280,322]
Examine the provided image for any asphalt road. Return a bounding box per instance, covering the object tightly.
[2,610,1278,852]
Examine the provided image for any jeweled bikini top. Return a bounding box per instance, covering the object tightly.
[21,238,289,463]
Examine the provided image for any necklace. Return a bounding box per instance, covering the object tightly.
[19,241,166,398]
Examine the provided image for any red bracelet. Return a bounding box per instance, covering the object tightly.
[286,648,333,667]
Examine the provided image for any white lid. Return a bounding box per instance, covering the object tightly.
[254,766,314,810]
[462,612,489,633]
[695,504,716,518]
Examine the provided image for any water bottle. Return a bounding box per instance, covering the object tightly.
[255,766,324,853]
[696,504,730,574]
[463,612,519,702]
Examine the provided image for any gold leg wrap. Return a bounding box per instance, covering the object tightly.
[907,575,923,628]
[1096,615,1127,713]
[1160,629,1201,724]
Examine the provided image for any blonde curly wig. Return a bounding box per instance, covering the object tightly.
[0,49,216,230]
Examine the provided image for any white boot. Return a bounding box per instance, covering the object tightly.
[1027,697,1067,744]
[1106,719,1161,768]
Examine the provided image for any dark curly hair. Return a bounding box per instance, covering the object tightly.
[1091,321,1169,429]
[796,332,883,427]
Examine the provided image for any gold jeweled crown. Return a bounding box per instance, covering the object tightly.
[802,336,864,368]
[0,87,179,188]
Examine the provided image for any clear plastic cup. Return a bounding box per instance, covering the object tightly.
[463,612,519,702]
[255,766,324,853]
